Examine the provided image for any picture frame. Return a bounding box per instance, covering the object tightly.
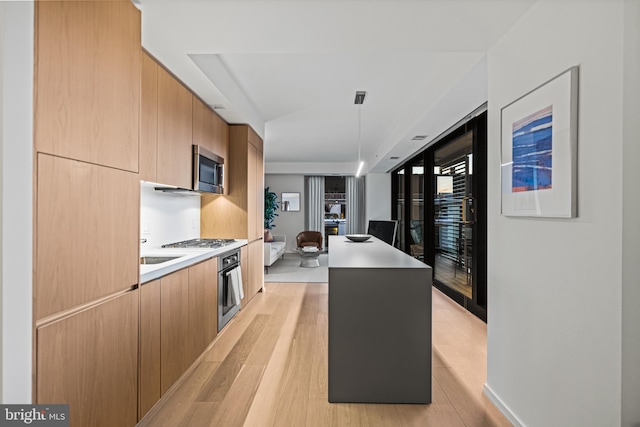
[500,66,579,218]
[281,192,301,212]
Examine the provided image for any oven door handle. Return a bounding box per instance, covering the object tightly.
[222,265,240,276]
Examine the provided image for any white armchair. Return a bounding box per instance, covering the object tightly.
[264,235,286,273]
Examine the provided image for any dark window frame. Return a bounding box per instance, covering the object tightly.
[392,111,487,322]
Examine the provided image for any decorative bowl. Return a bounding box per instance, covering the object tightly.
[345,234,372,242]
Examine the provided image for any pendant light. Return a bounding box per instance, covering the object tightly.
[355,91,366,177]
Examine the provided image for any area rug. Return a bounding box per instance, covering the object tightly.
[264,253,328,283]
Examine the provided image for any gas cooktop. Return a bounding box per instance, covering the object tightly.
[161,238,236,249]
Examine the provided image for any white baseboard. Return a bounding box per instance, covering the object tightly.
[483,383,526,427]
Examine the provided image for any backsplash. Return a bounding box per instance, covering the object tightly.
[140,184,201,250]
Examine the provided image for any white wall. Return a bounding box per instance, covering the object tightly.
[486,1,627,426]
[140,185,201,250]
[264,174,305,252]
[365,173,391,222]
[0,1,33,403]
[265,161,360,176]
[621,1,640,425]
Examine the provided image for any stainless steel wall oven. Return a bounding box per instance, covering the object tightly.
[217,249,241,331]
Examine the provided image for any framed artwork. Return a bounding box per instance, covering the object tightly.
[281,192,300,211]
[501,66,579,218]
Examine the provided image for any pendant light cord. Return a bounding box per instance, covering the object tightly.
[358,105,362,163]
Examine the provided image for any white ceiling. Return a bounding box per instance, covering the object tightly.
[136,0,536,174]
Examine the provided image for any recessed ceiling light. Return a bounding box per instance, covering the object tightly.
[411,135,428,141]
[354,91,367,105]
[212,104,226,110]
[390,156,400,160]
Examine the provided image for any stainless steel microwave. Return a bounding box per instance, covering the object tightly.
[193,145,224,194]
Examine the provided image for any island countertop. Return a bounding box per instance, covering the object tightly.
[328,235,428,269]
[327,234,432,404]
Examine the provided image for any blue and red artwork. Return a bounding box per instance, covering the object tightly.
[512,105,553,192]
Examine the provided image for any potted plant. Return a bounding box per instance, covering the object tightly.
[264,187,279,230]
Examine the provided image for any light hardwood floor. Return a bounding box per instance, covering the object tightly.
[138,283,511,427]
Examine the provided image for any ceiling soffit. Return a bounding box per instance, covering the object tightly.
[139,0,535,173]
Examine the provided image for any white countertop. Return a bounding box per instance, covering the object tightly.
[140,239,248,284]
[328,235,429,269]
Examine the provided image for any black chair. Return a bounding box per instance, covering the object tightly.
[367,220,398,246]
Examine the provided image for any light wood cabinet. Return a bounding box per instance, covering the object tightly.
[200,191,248,240]
[188,258,218,362]
[157,65,193,189]
[248,143,258,240]
[247,127,264,299]
[256,141,265,236]
[192,96,229,164]
[240,246,249,308]
[248,140,265,241]
[37,291,138,427]
[211,108,230,165]
[247,240,264,304]
[140,258,216,419]
[201,125,264,239]
[139,279,161,420]
[201,125,264,303]
[160,268,190,394]
[34,1,144,423]
[34,1,140,172]
[140,52,158,182]
[35,154,138,321]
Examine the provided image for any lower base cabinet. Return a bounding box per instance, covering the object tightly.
[139,279,161,419]
[188,258,217,363]
[247,239,264,302]
[139,258,217,420]
[240,245,249,308]
[160,268,190,395]
[36,255,245,424]
[37,290,139,427]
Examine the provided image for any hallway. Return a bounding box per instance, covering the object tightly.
[139,283,511,426]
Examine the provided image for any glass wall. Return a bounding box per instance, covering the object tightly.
[409,159,424,261]
[392,110,487,321]
[433,132,473,299]
[395,169,405,250]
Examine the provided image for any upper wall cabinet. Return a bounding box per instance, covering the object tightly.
[201,125,263,240]
[192,96,229,165]
[34,1,141,172]
[157,65,193,189]
[247,126,264,241]
[140,52,159,183]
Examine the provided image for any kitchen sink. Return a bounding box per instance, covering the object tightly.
[140,256,181,265]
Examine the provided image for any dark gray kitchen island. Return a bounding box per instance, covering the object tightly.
[328,235,432,404]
